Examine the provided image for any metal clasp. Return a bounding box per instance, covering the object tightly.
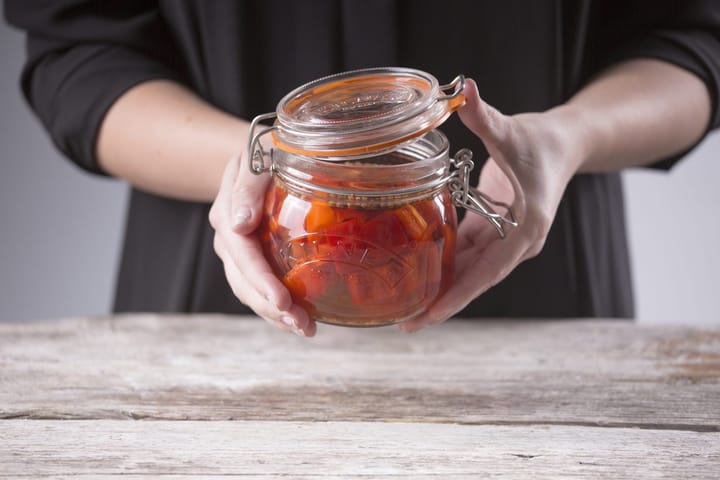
[437,75,466,112]
[438,74,465,102]
[448,148,518,238]
[247,112,278,175]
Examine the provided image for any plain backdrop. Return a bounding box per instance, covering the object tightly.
[1,18,718,325]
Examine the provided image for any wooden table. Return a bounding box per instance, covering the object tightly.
[1,315,718,478]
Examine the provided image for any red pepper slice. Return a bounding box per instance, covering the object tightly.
[361,211,410,248]
[395,204,428,242]
[283,260,334,314]
[305,200,337,232]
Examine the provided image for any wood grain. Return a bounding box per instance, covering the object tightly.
[1,315,719,430]
[2,420,718,478]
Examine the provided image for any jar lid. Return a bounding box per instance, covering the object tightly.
[269,67,465,157]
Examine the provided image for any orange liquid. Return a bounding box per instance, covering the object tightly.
[260,180,456,326]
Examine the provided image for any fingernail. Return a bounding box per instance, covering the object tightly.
[281,315,296,329]
[399,323,417,334]
[264,292,283,312]
[234,207,251,226]
[281,315,306,336]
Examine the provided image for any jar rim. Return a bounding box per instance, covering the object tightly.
[272,130,451,199]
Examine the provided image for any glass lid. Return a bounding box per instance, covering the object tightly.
[270,67,465,157]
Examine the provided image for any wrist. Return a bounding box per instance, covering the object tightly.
[542,103,596,177]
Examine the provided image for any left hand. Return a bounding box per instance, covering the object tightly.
[400,79,585,332]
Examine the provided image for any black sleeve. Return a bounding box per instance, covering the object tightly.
[4,0,186,175]
[593,0,720,169]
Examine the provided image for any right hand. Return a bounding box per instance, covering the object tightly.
[209,154,316,337]
[400,79,581,332]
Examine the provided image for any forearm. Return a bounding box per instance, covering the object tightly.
[553,59,712,174]
[96,80,251,202]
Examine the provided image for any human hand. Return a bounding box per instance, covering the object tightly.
[209,154,316,337]
[400,79,585,332]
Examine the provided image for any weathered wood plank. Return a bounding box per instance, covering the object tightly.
[1,315,719,428]
[1,420,718,478]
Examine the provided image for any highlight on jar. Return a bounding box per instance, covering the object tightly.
[247,67,518,327]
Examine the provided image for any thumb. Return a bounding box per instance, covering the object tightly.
[230,153,271,235]
[457,78,510,145]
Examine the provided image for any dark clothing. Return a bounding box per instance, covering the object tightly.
[6,1,720,317]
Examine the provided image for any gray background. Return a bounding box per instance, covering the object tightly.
[1,18,718,325]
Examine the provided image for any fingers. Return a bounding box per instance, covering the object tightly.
[215,229,293,312]
[399,84,519,334]
[400,200,549,334]
[458,81,525,215]
[400,230,530,333]
[458,79,510,145]
[454,212,503,268]
[230,154,272,235]
[209,153,241,230]
[209,155,316,337]
[398,81,568,334]
[214,238,315,337]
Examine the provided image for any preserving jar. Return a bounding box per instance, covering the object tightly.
[248,68,516,327]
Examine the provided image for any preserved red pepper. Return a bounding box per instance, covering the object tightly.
[259,167,457,326]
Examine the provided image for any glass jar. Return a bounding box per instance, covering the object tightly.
[248,68,516,327]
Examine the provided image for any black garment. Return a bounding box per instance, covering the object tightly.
[6,1,720,317]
